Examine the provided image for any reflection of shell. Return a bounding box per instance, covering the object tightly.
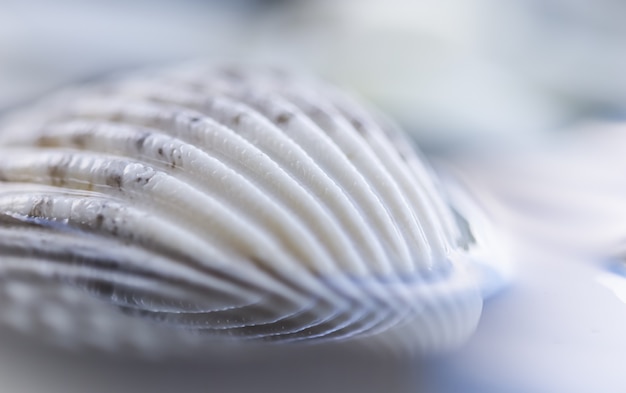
[0,64,482,353]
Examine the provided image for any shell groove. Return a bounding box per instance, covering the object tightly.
[0,64,483,353]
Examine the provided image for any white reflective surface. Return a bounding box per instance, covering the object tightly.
[431,124,626,392]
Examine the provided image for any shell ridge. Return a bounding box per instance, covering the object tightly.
[34,120,341,278]
[59,99,370,280]
[107,86,391,276]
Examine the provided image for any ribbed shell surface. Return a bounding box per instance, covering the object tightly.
[0,65,482,354]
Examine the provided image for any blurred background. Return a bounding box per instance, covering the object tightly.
[2,0,626,151]
[2,1,626,392]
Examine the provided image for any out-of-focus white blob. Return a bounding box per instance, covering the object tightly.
[445,122,626,256]
[597,269,626,306]
[428,124,626,393]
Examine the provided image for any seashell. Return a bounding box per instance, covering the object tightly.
[0,64,488,355]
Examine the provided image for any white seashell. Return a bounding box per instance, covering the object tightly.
[0,64,487,354]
